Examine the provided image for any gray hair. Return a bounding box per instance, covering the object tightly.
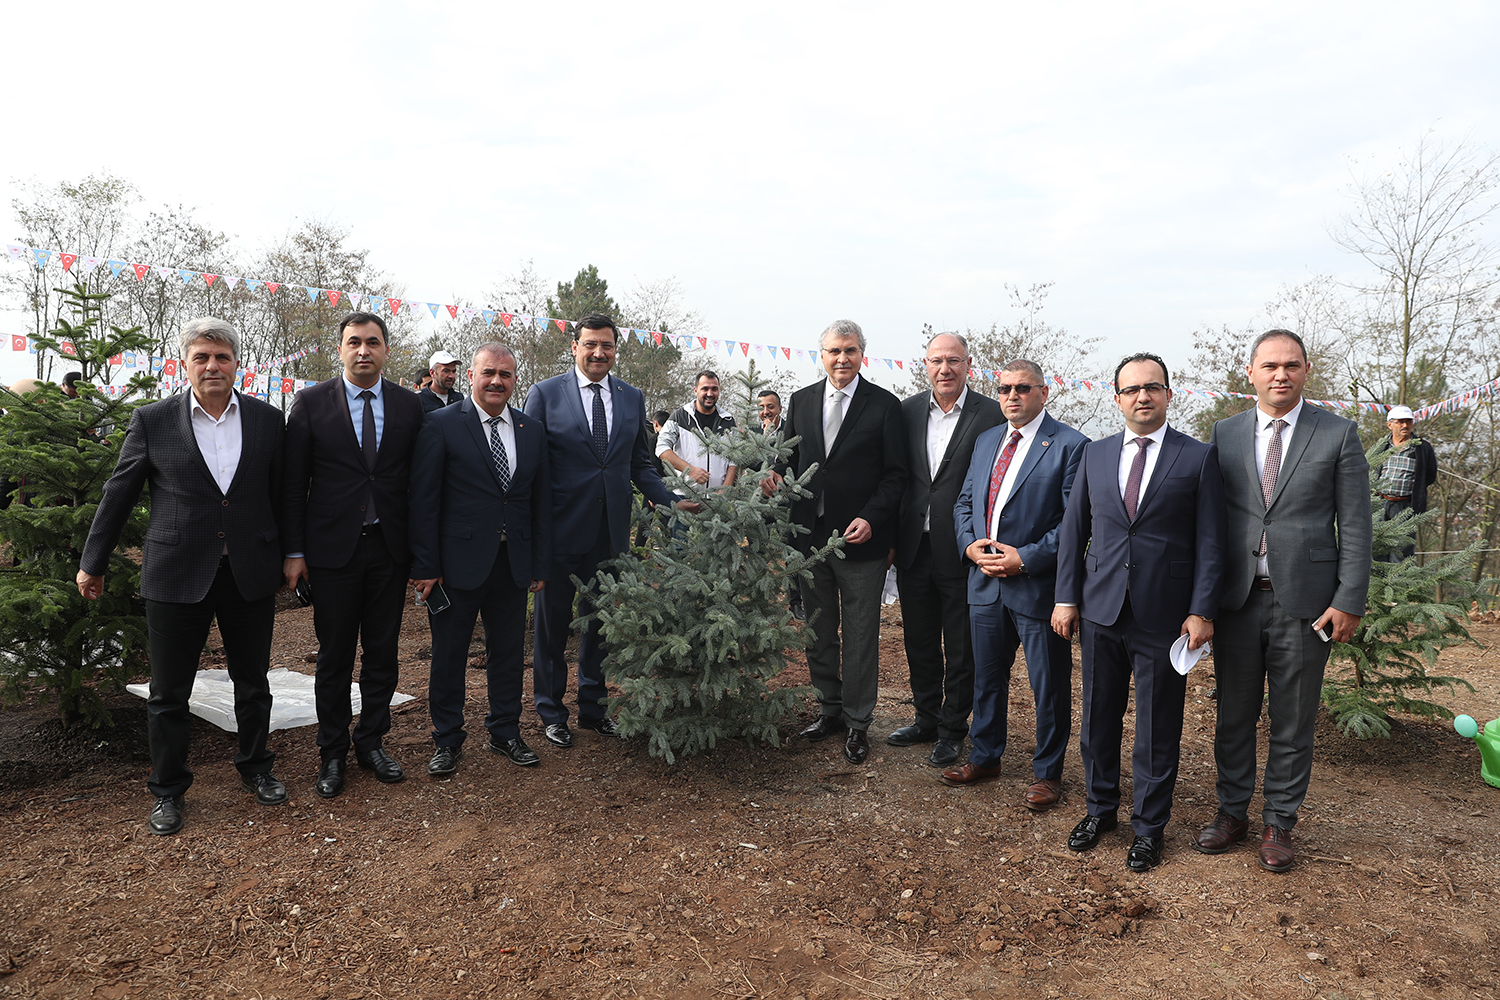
[925,331,969,354]
[179,317,239,361]
[472,342,516,365]
[1000,358,1045,382]
[819,319,866,352]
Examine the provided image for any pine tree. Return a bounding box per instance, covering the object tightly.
[588,373,843,763]
[1321,448,1482,738]
[0,284,158,723]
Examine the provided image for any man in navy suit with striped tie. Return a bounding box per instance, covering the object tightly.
[949,359,1088,808]
[1052,352,1226,872]
[409,343,551,776]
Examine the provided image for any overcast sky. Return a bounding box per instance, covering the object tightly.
[4,1,1499,391]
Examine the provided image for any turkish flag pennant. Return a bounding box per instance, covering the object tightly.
[500,312,513,327]
[698,337,707,349]
[387,298,402,314]
[326,290,342,306]
[163,360,178,376]
[862,356,870,367]
[554,319,567,333]
[652,331,663,346]
[783,347,791,359]
[266,282,281,294]
[242,373,254,390]
[109,353,123,365]
[60,341,76,356]
[59,252,78,272]
[282,378,294,393]
[132,263,150,281]
[202,273,218,287]
[895,359,903,369]
[11,335,26,351]
[446,304,458,319]
[740,342,749,356]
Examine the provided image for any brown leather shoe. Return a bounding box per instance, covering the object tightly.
[1259,824,1294,873]
[1193,811,1249,854]
[940,762,1002,787]
[1023,778,1063,811]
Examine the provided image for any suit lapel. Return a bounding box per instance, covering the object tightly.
[826,380,867,460]
[224,393,257,495]
[1136,429,1184,515]
[564,372,593,443]
[934,395,978,482]
[175,392,221,491]
[1268,405,1315,510]
[605,376,630,460]
[1001,416,1054,510]
[1102,431,1130,520]
[906,401,931,488]
[461,398,507,494]
[333,379,366,465]
[802,381,827,461]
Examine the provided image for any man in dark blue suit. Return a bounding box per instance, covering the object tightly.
[409,344,551,776]
[521,315,692,747]
[949,360,1088,809]
[1053,352,1226,872]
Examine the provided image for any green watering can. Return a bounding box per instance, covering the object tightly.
[1455,715,1500,789]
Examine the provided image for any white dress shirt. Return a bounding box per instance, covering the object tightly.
[923,387,968,531]
[575,367,613,437]
[987,407,1048,542]
[190,390,243,495]
[475,402,517,482]
[1116,423,1170,501]
[1253,399,1304,575]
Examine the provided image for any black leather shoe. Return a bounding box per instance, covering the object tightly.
[1126,835,1165,872]
[356,748,405,784]
[885,724,938,747]
[241,771,288,805]
[1066,813,1119,852]
[790,601,806,622]
[799,716,846,742]
[428,746,463,778]
[316,758,345,798]
[927,738,962,768]
[489,736,541,766]
[543,723,574,748]
[148,795,184,836]
[578,716,620,738]
[843,729,870,764]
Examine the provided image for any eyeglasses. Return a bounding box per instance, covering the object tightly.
[996,383,1041,396]
[1116,382,1168,396]
[925,356,968,368]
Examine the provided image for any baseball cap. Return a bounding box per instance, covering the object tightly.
[429,350,459,367]
[1387,405,1415,421]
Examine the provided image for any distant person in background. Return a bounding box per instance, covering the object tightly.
[413,370,433,392]
[77,318,288,837]
[61,372,84,398]
[1371,404,1437,562]
[419,350,464,412]
[656,371,738,497]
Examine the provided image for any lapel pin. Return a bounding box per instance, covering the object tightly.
[1042,441,1050,447]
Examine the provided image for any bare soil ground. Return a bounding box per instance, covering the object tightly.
[2,605,1498,1000]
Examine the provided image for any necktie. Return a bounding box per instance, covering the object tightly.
[1257,418,1286,557]
[487,415,512,493]
[589,382,608,461]
[824,387,844,451]
[1123,436,1150,521]
[359,389,377,525]
[985,430,1024,528]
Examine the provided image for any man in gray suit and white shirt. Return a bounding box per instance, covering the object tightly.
[1195,329,1372,873]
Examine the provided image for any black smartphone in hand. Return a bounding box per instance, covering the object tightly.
[294,579,313,607]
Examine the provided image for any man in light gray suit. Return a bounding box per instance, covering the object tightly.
[1195,329,1371,873]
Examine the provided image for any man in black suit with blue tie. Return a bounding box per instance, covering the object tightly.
[409,344,551,776]
[284,312,426,797]
[78,318,288,836]
[1053,352,1226,872]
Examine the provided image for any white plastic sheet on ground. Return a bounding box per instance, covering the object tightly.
[126,668,415,733]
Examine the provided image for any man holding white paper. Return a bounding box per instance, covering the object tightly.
[1052,352,1226,872]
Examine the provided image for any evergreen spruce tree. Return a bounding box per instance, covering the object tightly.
[589,372,843,763]
[1322,446,1482,738]
[0,284,158,723]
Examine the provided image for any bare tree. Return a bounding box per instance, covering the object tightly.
[1331,132,1500,405]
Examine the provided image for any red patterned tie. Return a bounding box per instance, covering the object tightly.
[985,430,1024,528]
